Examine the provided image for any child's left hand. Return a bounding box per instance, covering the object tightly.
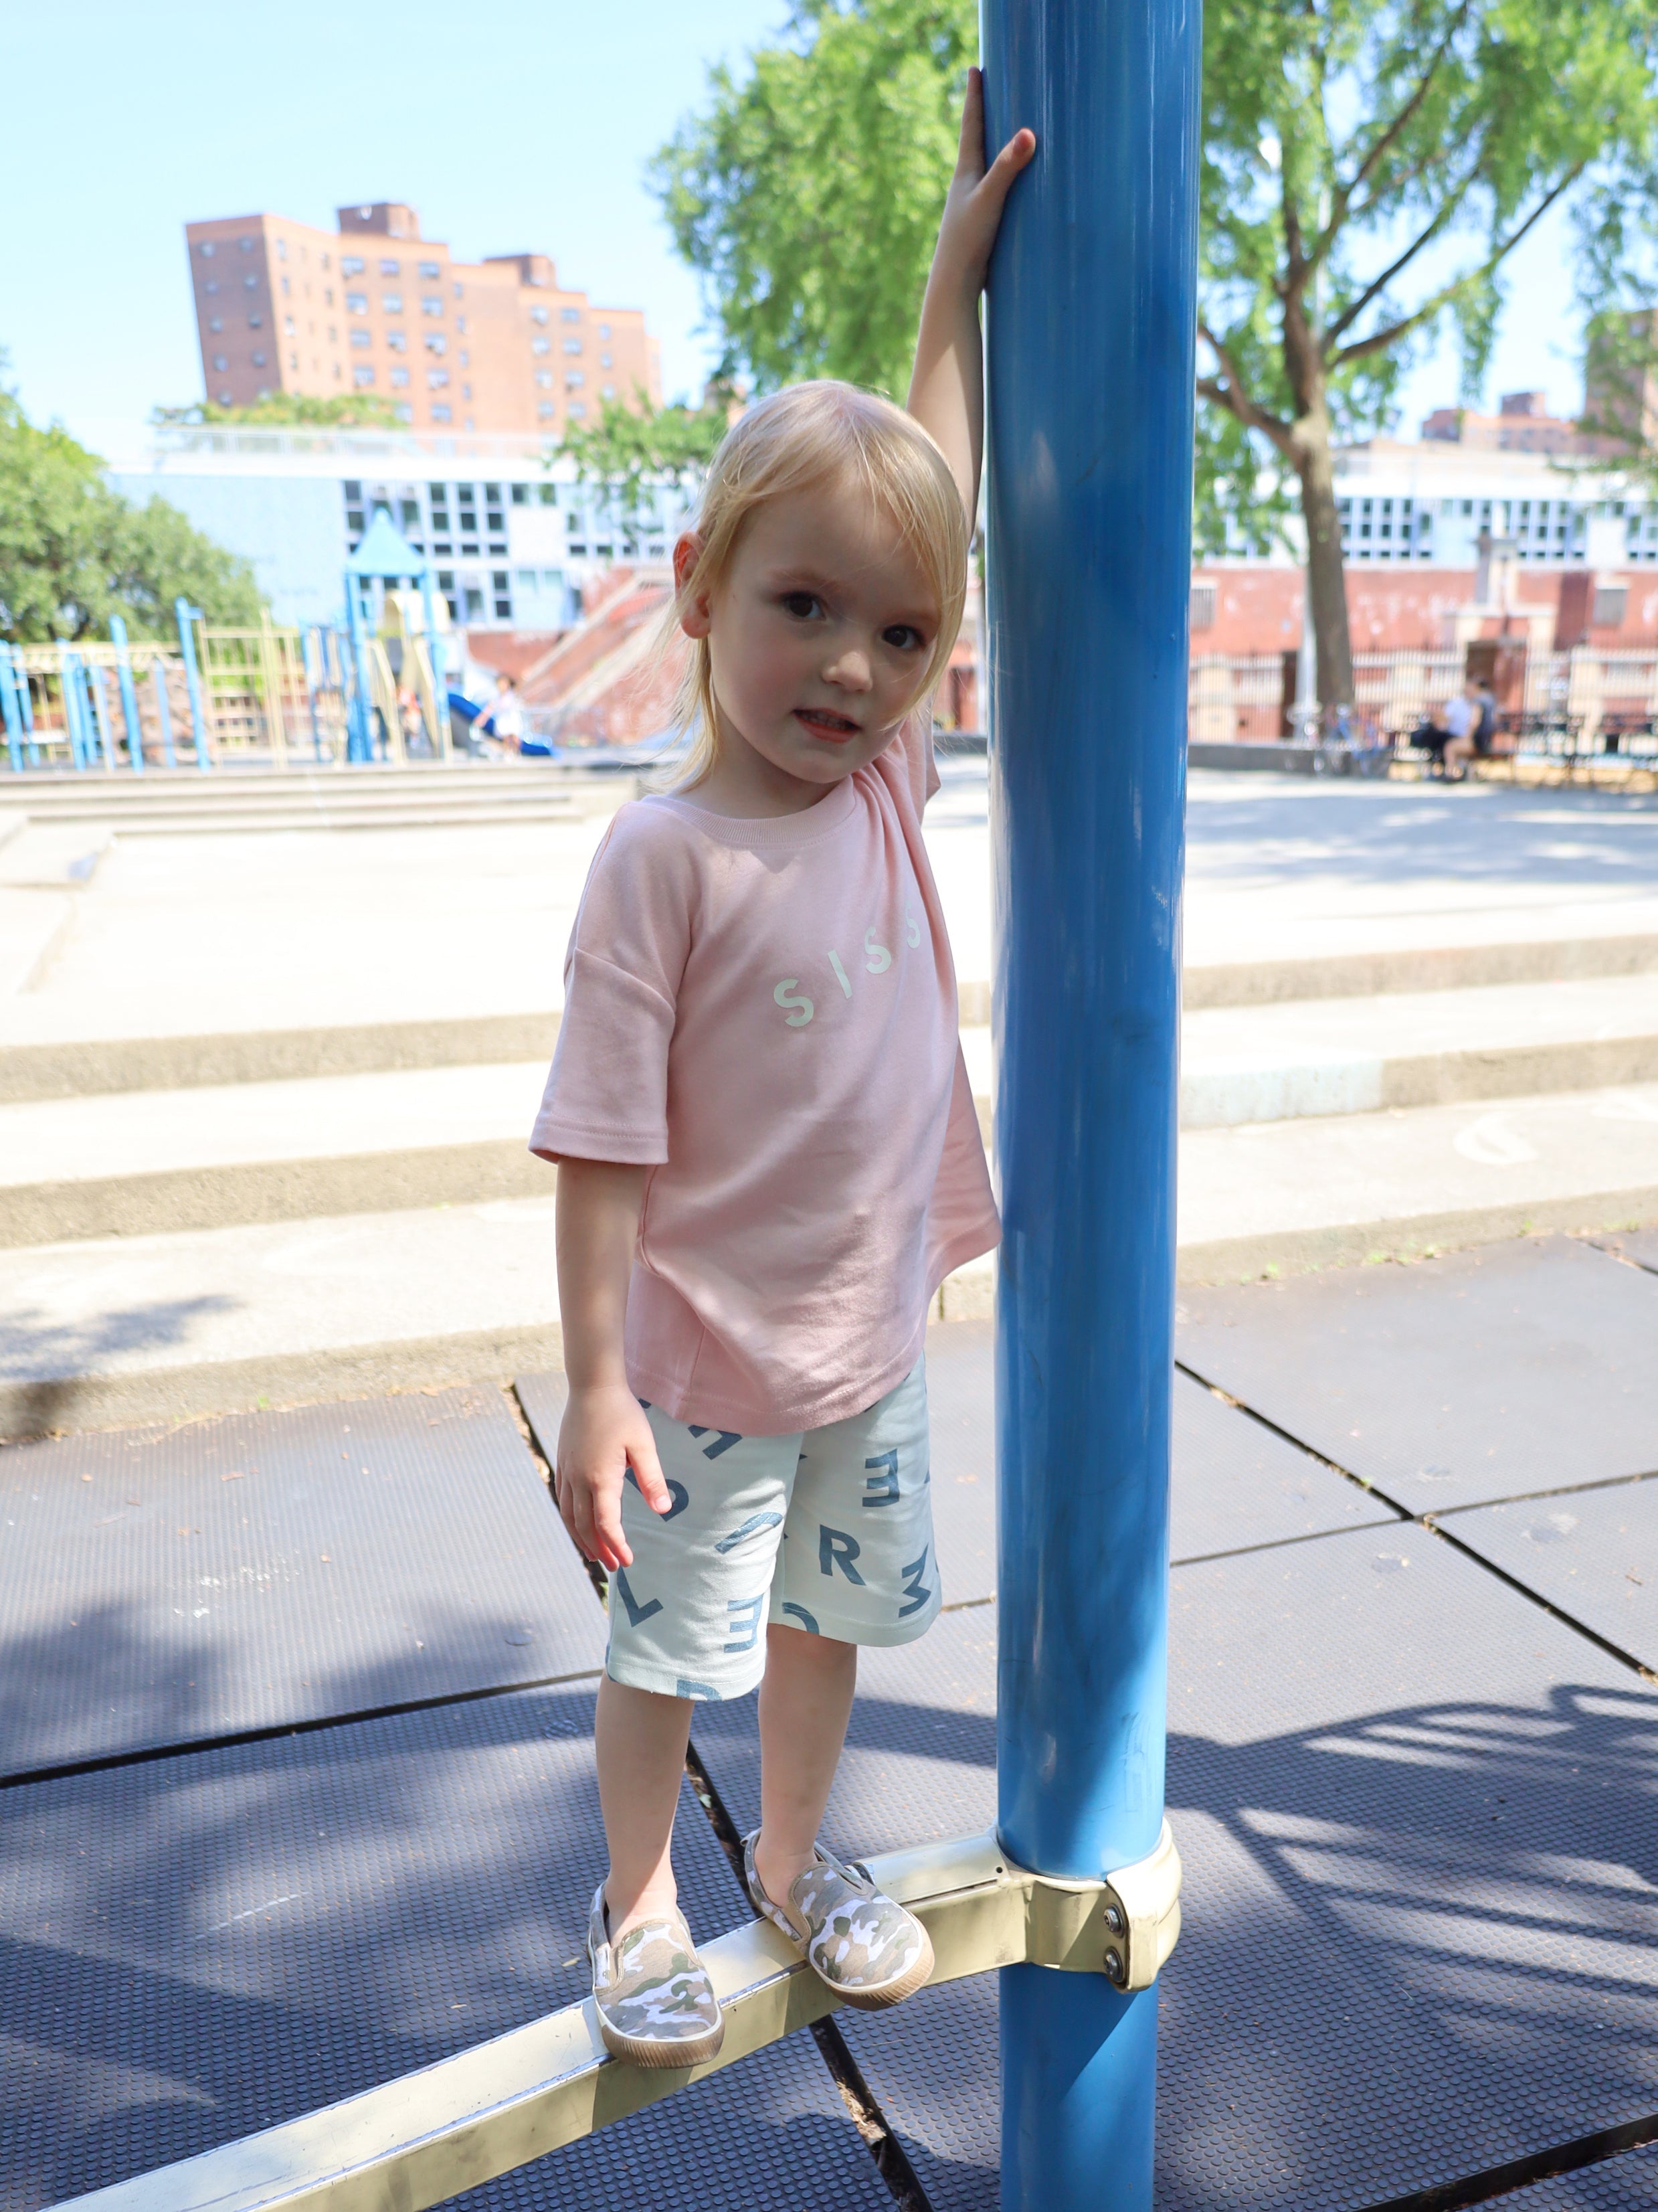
[934,66,1036,296]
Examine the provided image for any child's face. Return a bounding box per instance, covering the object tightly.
[681,477,941,796]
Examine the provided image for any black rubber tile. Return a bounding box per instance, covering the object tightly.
[0,1681,887,2212]
[1497,2143,1658,2208]
[0,1387,604,1776]
[1177,1236,1658,1512]
[1171,1369,1399,1561]
[1443,1474,1658,1671]
[688,1527,1658,2211]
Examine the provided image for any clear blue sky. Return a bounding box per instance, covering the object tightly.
[2,0,1580,464]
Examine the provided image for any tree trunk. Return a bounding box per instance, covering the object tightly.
[1297,420,1354,708]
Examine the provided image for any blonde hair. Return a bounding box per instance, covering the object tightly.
[661,381,969,788]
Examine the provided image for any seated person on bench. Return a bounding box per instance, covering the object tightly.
[1412,683,1476,777]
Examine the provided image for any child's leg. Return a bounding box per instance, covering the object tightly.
[753,1623,857,1906]
[595,1673,693,1935]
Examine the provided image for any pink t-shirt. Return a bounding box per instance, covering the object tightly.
[531,713,1000,1434]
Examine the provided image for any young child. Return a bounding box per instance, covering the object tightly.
[531,74,1034,2068]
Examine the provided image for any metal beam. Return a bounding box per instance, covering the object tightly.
[44,1827,1179,2212]
[982,0,1201,2205]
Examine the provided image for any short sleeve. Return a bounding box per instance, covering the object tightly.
[529,810,693,1165]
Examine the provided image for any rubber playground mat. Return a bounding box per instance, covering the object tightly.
[1441,1472,1658,1672]
[0,1679,890,2212]
[0,1385,604,1776]
[1500,2143,1658,2209]
[1177,1234,1658,1513]
[692,1532,1658,2212]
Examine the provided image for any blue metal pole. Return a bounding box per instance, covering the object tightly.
[175,598,211,770]
[982,5,1200,2209]
[151,657,177,768]
[345,586,375,763]
[17,652,38,766]
[0,646,22,773]
[88,665,117,769]
[109,614,145,774]
[61,654,87,770]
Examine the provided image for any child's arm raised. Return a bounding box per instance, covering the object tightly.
[907,68,1034,525]
[554,1158,673,1573]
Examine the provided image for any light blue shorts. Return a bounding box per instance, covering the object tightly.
[605,1359,939,1703]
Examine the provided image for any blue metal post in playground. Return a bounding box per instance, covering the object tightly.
[175,599,211,769]
[982,3,1200,2208]
[0,646,23,773]
[109,615,144,774]
[151,655,177,768]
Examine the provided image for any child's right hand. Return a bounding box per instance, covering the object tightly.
[555,1381,673,1573]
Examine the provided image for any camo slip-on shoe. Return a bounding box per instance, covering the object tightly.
[587,1884,725,2068]
[742,1833,934,2010]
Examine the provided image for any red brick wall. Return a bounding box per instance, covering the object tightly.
[1192,565,1658,653]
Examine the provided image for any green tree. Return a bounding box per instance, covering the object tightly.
[1198,0,1658,701]
[559,388,733,526]
[652,0,974,398]
[0,376,260,642]
[152,392,405,430]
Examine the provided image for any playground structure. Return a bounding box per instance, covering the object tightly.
[0,509,454,777]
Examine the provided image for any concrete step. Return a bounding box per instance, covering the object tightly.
[5,1080,1657,1437]
[1182,925,1658,1009]
[42,800,585,837]
[0,1060,553,1246]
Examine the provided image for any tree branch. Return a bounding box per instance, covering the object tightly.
[1322,141,1490,347]
[1321,0,1474,258]
[1196,329,1297,456]
[1332,165,1588,365]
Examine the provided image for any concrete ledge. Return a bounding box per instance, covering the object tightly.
[0,1141,551,1248]
[0,1321,566,1444]
[1176,1186,1658,1286]
[1188,740,1320,773]
[1183,932,1658,1010]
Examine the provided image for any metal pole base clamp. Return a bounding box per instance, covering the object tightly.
[50,1822,1182,2212]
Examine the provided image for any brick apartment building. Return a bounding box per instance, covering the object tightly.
[184,201,660,436]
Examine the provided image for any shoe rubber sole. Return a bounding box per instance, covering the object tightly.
[594,2010,727,2069]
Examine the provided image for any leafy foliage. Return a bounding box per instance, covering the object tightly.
[559,388,733,524]
[651,0,974,398]
[0,375,261,643]
[152,392,405,429]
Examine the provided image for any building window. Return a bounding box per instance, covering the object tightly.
[459,349,469,366]
[354,365,376,387]
[391,366,409,387]
[428,368,450,389]
[321,252,331,271]
[422,296,444,316]
[456,315,467,335]
[537,402,556,421]
[531,306,549,325]
[386,329,406,353]
[462,383,472,400]
[567,402,587,420]
[531,337,551,356]
[284,315,295,335]
[276,238,287,260]
[199,241,215,257]
[383,293,403,315]
[342,255,365,276]
[535,371,553,388]
[511,483,529,505]
[425,335,446,355]
[563,337,582,355]
[492,572,511,618]
[432,403,452,422]
[290,353,298,370]
[217,389,233,403]
[561,306,581,323]
[600,353,613,369]
[601,384,616,400]
[204,279,220,295]
[347,292,368,314]
[379,258,399,276]
[539,485,557,506]
[565,371,585,390]
[209,317,223,333]
[212,353,229,371]
[453,280,464,299]
[248,313,263,329]
[252,350,267,366]
[351,329,371,349]
[244,274,258,290]
[420,260,440,278]
[239,236,254,251]
[394,403,413,423]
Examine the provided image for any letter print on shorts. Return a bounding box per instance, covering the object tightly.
[772,1357,940,1647]
[604,1409,796,1705]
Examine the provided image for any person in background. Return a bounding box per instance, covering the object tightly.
[1439,677,1485,782]
[397,685,433,759]
[1412,679,1476,779]
[474,674,524,754]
